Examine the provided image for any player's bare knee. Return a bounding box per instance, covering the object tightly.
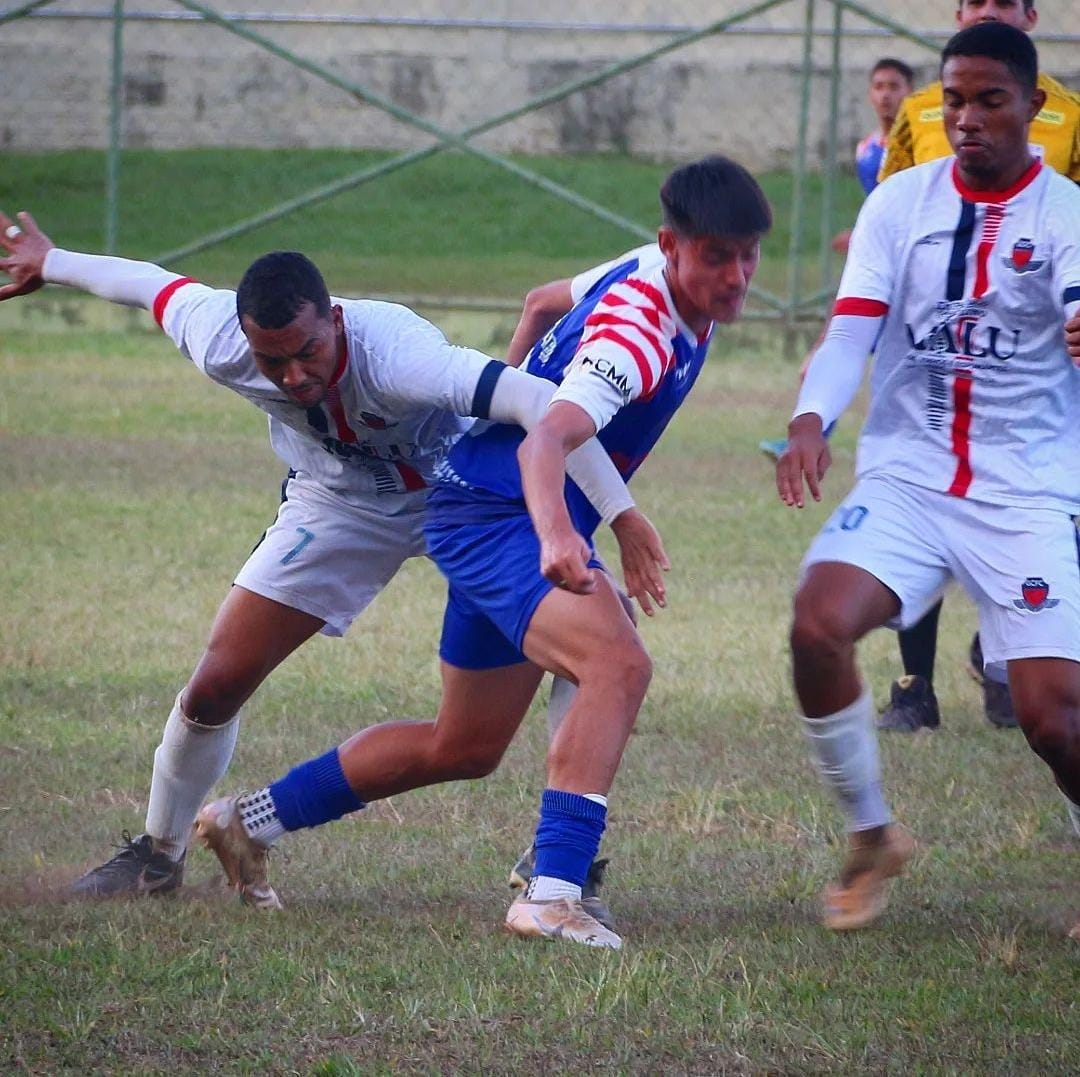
[789,600,855,670]
[181,679,244,727]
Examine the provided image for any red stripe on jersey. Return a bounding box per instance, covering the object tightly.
[583,312,668,369]
[622,277,671,319]
[947,373,974,497]
[152,276,197,328]
[324,385,357,444]
[832,297,889,317]
[972,204,1005,300]
[588,327,658,396]
[951,158,1042,204]
[394,462,427,491]
[596,290,663,334]
[329,338,348,387]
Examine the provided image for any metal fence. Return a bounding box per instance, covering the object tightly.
[2,2,1077,332]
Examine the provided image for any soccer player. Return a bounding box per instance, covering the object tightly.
[777,23,1080,934]
[195,156,773,950]
[876,0,1080,732]
[855,59,917,198]
[0,212,657,896]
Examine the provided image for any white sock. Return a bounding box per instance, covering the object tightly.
[801,687,891,832]
[144,692,240,859]
[526,874,582,902]
[237,787,285,848]
[1065,795,1080,839]
[546,675,577,739]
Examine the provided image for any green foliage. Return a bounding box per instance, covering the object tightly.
[0,149,865,303]
[2,326,1078,1073]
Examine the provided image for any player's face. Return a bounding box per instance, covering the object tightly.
[868,68,911,127]
[660,229,760,330]
[955,0,1037,32]
[243,301,345,407]
[942,55,1044,187]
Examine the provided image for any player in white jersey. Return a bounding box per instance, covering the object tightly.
[0,213,658,897]
[775,23,1080,936]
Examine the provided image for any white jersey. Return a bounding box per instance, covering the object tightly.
[156,280,491,508]
[836,158,1080,513]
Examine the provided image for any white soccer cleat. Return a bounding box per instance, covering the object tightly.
[195,796,283,910]
[505,895,622,950]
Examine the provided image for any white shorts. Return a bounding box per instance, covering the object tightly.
[234,474,428,637]
[803,475,1080,674]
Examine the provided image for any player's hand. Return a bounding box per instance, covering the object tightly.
[539,524,597,596]
[830,229,852,255]
[0,211,53,301]
[1066,312,1080,366]
[776,413,831,508]
[609,507,670,617]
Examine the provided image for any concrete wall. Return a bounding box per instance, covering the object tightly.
[2,0,1077,169]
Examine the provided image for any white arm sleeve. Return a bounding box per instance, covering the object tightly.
[488,365,635,525]
[42,248,183,310]
[793,313,882,428]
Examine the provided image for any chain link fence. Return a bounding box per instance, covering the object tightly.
[2,0,1078,333]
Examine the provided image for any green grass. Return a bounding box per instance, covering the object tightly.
[2,323,1078,1074]
[0,148,865,305]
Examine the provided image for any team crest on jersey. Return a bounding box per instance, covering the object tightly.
[1012,577,1059,612]
[1001,238,1045,274]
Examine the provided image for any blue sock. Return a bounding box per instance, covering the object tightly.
[533,789,607,886]
[268,748,366,832]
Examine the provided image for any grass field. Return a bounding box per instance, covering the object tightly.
[1,150,1078,1073]
[2,319,1078,1074]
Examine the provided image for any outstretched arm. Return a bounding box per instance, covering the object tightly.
[0,209,182,309]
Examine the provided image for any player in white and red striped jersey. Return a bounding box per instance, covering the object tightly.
[0,218,648,899]
[776,23,1080,935]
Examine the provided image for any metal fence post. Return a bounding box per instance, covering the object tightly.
[105,0,123,253]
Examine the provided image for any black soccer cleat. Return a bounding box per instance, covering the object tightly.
[877,675,941,732]
[70,831,185,897]
[968,633,1018,728]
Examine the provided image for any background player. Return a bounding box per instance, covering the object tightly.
[0,213,649,897]
[876,0,1080,732]
[777,23,1080,934]
[195,156,773,951]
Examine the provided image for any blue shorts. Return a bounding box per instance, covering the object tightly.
[425,500,600,670]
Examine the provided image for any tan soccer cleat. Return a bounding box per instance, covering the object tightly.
[1068,921,1079,942]
[822,824,915,931]
[195,796,283,910]
[505,894,622,950]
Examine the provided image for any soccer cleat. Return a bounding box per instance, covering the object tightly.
[194,796,283,910]
[70,831,185,897]
[1069,921,1079,942]
[758,437,788,462]
[982,678,1018,729]
[968,632,1018,728]
[877,675,941,732]
[822,824,915,931]
[508,844,616,932]
[505,895,622,950]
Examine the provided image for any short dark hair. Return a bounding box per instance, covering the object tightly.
[236,251,332,329]
[660,155,772,238]
[940,22,1038,94]
[871,57,915,85]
